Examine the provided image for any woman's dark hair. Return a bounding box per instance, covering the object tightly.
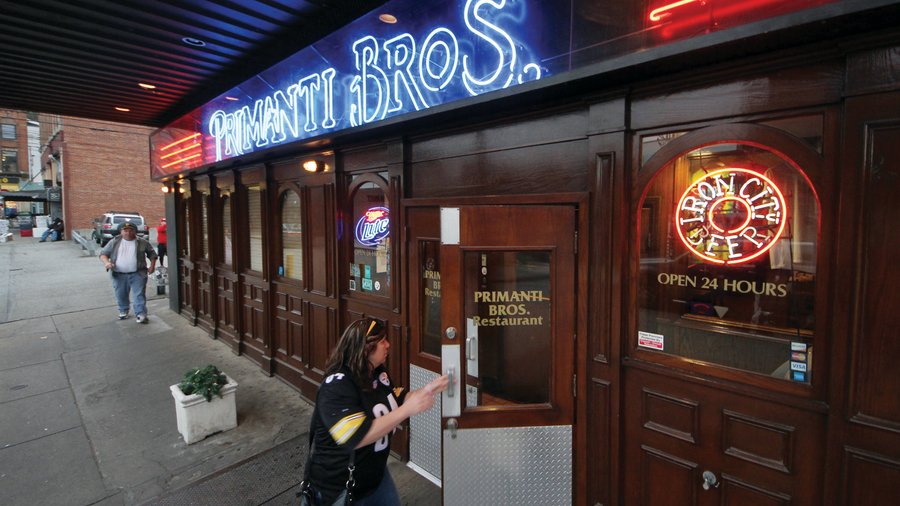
[325,318,386,390]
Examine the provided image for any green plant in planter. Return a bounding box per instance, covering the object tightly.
[179,365,228,402]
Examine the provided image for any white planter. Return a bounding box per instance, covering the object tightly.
[170,377,238,444]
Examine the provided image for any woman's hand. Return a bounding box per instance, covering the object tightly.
[403,375,450,416]
[354,374,452,448]
[402,389,437,416]
[422,375,450,395]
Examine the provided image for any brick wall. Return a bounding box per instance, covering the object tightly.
[58,117,164,235]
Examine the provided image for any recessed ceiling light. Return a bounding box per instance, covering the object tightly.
[225,96,239,101]
[378,13,398,24]
[182,37,206,47]
[115,107,131,112]
[138,83,156,90]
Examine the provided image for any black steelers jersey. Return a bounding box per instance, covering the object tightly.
[308,365,407,502]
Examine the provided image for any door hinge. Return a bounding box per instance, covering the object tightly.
[574,230,578,251]
[573,373,577,398]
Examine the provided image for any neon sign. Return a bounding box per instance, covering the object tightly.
[355,207,390,247]
[202,0,544,165]
[150,0,844,178]
[647,0,835,40]
[675,168,787,265]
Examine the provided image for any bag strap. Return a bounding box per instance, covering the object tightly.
[300,405,357,502]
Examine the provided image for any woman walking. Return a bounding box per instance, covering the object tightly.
[302,318,448,505]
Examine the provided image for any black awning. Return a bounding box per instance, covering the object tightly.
[0,191,48,202]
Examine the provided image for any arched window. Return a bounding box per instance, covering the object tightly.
[348,174,390,296]
[280,190,303,281]
[180,186,191,257]
[638,137,818,383]
[221,196,232,266]
[200,192,209,260]
[247,184,263,272]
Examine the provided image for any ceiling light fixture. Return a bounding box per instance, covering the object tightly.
[138,83,156,89]
[378,13,398,24]
[225,96,239,101]
[182,37,206,47]
[115,107,131,112]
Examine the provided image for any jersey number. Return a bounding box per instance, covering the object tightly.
[372,395,400,452]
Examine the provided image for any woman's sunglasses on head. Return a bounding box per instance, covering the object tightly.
[364,320,385,342]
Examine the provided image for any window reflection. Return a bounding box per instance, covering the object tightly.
[464,251,552,406]
[281,191,303,281]
[248,185,263,272]
[200,194,209,260]
[181,192,191,257]
[420,241,441,357]
[221,196,232,265]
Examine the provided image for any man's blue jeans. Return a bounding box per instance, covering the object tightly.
[40,229,58,241]
[111,271,148,316]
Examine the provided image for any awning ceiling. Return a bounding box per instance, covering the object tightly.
[0,0,387,127]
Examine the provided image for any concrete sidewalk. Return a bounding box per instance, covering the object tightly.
[0,235,440,505]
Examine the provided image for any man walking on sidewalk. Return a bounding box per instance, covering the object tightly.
[99,221,157,323]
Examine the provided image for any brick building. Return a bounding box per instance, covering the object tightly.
[3,109,163,239]
[0,110,30,192]
[41,115,162,238]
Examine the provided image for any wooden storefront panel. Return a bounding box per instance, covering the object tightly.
[832,89,900,505]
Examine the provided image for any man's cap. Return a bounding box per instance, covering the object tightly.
[120,222,137,231]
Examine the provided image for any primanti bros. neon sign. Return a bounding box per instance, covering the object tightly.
[675,168,787,265]
[150,0,842,178]
[150,0,546,176]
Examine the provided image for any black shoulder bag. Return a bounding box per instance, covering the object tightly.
[298,407,356,506]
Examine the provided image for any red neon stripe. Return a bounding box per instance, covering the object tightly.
[160,143,201,160]
[161,152,201,169]
[161,132,201,151]
[649,0,699,22]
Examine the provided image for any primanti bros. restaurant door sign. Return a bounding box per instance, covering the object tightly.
[638,145,817,384]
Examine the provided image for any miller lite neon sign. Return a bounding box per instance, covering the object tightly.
[675,168,787,265]
[356,207,390,247]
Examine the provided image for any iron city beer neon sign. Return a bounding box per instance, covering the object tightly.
[675,168,787,265]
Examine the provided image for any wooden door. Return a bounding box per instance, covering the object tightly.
[439,205,577,506]
[624,124,831,505]
[406,206,444,481]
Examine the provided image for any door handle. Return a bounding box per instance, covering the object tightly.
[466,336,476,360]
[701,470,719,491]
[447,417,458,439]
[446,366,456,398]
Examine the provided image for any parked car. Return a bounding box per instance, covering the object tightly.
[92,211,149,245]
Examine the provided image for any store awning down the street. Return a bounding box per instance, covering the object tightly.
[0,190,48,203]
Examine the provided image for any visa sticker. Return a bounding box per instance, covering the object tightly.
[791,362,808,372]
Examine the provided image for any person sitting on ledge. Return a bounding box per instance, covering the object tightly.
[39,217,64,242]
